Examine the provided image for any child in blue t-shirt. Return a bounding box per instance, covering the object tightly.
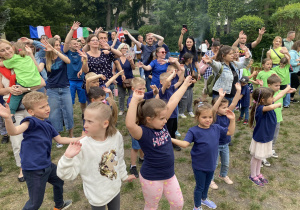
[126,76,193,210]
[238,76,251,125]
[248,87,286,187]
[172,100,236,210]
[0,91,78,210]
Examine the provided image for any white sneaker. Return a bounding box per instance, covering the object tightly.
[118,111,124,116]
[56,143,63,148]
[272,150,278,158]
[262,159,271,167]
[189,112,195,117]
[179,114,187,119]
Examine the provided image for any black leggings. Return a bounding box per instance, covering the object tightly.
[91,193,120,210]
[291,73,300,98]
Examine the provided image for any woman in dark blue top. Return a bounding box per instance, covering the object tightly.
[112,43,134,115]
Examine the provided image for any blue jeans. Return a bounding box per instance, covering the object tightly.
[69,80,86,104]
[283,93,290,106]
[146,77,151,92]
[214,143,230,179]
[193,168,214,208]
[240,106,249,120]
[22,163,64,210]
[47,87,74,132]
[212,93,233,105]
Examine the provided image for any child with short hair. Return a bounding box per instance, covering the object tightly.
[57,101,136,210]
[172,99,236,210]
[238,76,251,125]
[0,91,76,210]
[256,58,276,87]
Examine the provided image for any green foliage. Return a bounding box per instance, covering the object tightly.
[231,15,264,41]
[138,25,159,37]
[271,3,300,39]
[0,0,9,33]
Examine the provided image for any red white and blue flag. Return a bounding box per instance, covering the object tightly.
[29,26,52,39]
[116,27,124,40]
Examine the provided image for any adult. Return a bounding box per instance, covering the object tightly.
[63,21,86,115]
[54,34,64,52]
[289,40,300,103]
[113,43,134,115]
[178,28,199,73]
[232,27,266,57]
[134,35,145,79]
[199,41,208,56]
[266,36,289,67]
[124,30,164,91]
[108,31,121,49]
[0,39,46,181]
[38,38,74,145]
[283,31,296,51]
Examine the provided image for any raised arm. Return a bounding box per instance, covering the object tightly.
[41,40,70,64]
[178,28,186,51]
[77,50,89,73]
[226,110,236,136]
[25,45,42,72]
[263,103,281,112]
[212,88,226,112]
[149,33,164,46]
[174,67,185,89]
[139,61,152,71]
[161,71,176,94]
[232,31,243,47]
[228,83,241,111]
[105,70,124,88]
[64,21,81,53]
[54,135,83,145]
[273,85,291,102]
[251,27,266,49]
[86,74,106,93]
[123,30,141,49]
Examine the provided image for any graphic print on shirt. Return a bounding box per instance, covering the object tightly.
[153,127,170,147]
[99,150,118,180]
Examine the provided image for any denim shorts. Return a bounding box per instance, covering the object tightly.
[47,87,74,132]
[69,80,86,104]
[131,137,141,150]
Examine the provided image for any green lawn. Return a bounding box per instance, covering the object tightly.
[0,79,300,210]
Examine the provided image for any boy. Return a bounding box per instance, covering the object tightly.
[238,76,250,125]
[0,92,80,210]
[127,77,159,177]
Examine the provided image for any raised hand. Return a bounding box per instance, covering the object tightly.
[64,141,82,158]
[157,58,168,65]
[99,40,110,50]
[41,40,55,52]
[202,55,212,64]
[132,89,145,101]
[225,109,235,120]
[94,27,103,35]
[146,33,154,37]
[168,57,178,63]
[0,104,11,119]
[181,28,187,35]
[86,27,93,32]
[77,50,87,60]
[280,48,289,54]
[71,21,81,31]
[235,82,241,92]
[218,88,226,98]
[253,71,258,76]
[123,30,129,35]
[125,174,136,182]
[259,27,266,35]
[239,30,245,38]
[150,85,159,95]
[25,45,33,55]
[288,88,296,93]
[99,74,106,80]
[183,75,193,86]
[19,37,31,44]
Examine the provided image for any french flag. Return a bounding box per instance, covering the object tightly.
[29,26,52,39]
[116,27,124,40]
[72,27,90,39]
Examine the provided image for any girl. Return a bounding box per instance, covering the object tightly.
[0,40,42,119]
[179,53,197,118]
[57,101,136,210]
[172,100,236,210]
[256,58,276,88]
[126,76,193,210]
[248,87,282,186]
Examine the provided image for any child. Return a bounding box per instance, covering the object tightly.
[126,76,193,209]
[179,53,198,118]
[126,77,159,178]
[0,40,41,120]
[57,101,136,209]
[0,91,76,210]
[272,56,291,108]
[209,83,241,190]
[172,100,236,210]
[256,58,276,88]
[238,76,251,125]
[248,87,288,186]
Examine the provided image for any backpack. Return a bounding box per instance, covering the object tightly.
[204,66,223,97]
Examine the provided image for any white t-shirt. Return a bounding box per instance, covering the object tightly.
[199,43,208,53]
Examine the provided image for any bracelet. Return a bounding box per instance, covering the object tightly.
[54,50,59,55]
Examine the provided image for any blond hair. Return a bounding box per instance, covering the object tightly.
[131,77,146,88]
[45,38,59,72]
[159,72,171,81]
[22,91,48,110]
[117,43,130,51]
[85,72,97,80]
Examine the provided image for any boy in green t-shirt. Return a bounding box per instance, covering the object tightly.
[256,58,276,88]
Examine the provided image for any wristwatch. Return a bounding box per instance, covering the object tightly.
[27,88,31,92]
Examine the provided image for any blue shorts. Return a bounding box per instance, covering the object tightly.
[69,80,86,104]
[132,137,141,150]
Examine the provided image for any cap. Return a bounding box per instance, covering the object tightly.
[240,76,249,84]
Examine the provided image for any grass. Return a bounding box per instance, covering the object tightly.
[0,77,300,209]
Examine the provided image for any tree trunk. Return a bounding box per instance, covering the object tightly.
[114,8,120,28]
[226,19,231,34]
[106,0,111,30]
[264,3,269,18]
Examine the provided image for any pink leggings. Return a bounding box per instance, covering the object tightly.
[139,173,184,210]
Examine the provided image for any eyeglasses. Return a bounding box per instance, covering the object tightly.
[122,48,128,50]
[90,39,99,42]
[160,51,166,54]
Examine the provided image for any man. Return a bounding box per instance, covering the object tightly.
[63,21,86,115]
[108,31,121,49]
[232,27,266,57]
[124,30,164,91]
[134,35,145,79]
[283,31,296,51]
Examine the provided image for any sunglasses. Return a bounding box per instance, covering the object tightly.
[160,51,166,54]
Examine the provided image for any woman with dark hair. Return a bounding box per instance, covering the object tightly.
[289,40,300,102]
[178,28,199,74]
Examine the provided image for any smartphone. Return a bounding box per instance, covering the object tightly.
[182,24,188,31]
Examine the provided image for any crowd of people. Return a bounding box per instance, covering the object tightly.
[0,20,299,210]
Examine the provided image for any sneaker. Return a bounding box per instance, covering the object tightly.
[138,157,144,164]
[56,143,63,148]
[249,176,264,187]
[193,206,203,210]
[272,150,278,158]
[173,143,181,151]
[209,181,218,190]
[257,174,268,184]
[219,175,233,184]
[262,159,271,167]
[130,165,139,178]
[175,130,181,137]
[283,105,289,108]
[189,112,195,117]
[1,135,9,144]
[179,114,187,119]
[243,119,248,125]
[118,111,124,116]
[261,164,263,168]
[54,200,72,210]
[291,99,299,103]
[235,106,239,111]
[201,198,217,209]
[237,117,242,122]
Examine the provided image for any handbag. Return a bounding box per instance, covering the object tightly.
[122,78,133,88]
[272,48,293,72]
[199,60,209,75]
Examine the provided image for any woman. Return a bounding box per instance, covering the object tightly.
[289,40,300,102]
[39,38,74,144]
[267,36,289,67]
[113,43,134,116]
[178,28,199,74]
[0,39,46,181]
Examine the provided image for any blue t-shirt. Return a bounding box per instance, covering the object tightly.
[240,85,250,107]
[138,125,174,180]
[108,39,121,49]
[159,85,177,118]
[215,115,231,145]
[184,124,228,171]
[116,59,134,86]
[179,46,198,70]
[20,117,59,170]
[171,75,179,85]
[149,60,169,87]
[40,57,69,89]
[253,105,277,143]
[141,44,159,78]
[127,91,154,108]
[65,50,84,81]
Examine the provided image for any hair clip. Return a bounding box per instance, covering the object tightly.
[101,99,107,104]
[253,100,257,103]
[198,102,204,107]
[18,49,22,52]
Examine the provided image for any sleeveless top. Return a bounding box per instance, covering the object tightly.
[270,47,284,65]
[1,70,15,101]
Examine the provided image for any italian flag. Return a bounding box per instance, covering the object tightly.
[72,27,90,38]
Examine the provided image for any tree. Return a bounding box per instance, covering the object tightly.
[0,0,9,34]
